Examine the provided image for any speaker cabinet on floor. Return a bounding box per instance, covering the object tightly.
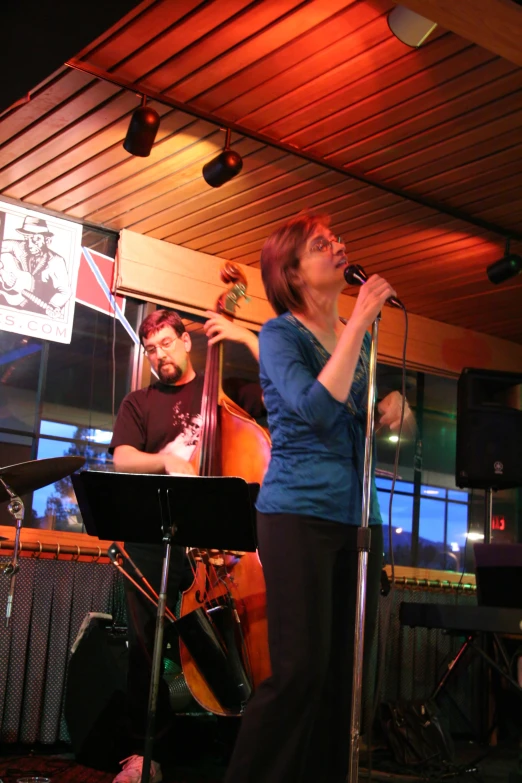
[65,614,129,770]
[456,368,522,491]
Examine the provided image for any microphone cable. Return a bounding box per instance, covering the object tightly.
[386,305,409,592]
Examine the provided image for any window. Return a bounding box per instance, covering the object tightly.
[1,225,519,563]
[375,369,521,571]
[32,424,113,532]
[0,225,143,530]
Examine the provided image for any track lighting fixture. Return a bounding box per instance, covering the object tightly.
[487,238,522,285]
[123,95,160,157]
[388,5,437,48]
[202,129,243,188]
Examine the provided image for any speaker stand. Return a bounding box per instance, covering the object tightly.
[484,488,494,544]
[481,486,494,744]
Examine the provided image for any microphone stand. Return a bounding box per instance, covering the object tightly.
[348,314,380,783]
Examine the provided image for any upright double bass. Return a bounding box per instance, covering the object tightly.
[179,263,271,716]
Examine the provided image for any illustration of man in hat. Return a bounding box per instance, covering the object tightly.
[0,215,72,318]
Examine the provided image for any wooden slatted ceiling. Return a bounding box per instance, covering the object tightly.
[0,0,520,344]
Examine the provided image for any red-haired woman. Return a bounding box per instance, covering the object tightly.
[225,214,405,783]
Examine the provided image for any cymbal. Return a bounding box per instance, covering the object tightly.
[0,456,86,504]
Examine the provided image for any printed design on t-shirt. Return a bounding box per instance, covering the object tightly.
[159,400,202,461]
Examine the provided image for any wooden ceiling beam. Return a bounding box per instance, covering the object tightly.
[394,0,522,67]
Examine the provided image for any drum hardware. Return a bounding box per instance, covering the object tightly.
[0,456,86,625]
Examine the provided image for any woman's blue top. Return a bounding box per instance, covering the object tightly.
[256,313,382,526]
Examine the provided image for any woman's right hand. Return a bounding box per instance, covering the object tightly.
[350,274,397,329]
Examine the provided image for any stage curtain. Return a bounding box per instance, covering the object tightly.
[0,556,125,744]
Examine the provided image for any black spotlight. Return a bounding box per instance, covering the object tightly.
[202,129,243,188]
[487,239,522,285]
[123,96,160,157]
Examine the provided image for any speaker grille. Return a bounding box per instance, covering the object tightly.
[456,368,522,491]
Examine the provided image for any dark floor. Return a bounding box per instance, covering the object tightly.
[1,726,521,783]
[362,742,522,782]
[0,744,522,783]
[0,749,224,783]
[0,750,225,783]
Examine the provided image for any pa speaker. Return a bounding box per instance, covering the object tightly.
[456,368,522,490]
[65,614,129,770]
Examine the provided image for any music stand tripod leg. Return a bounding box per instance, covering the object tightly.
[140,523,175,783]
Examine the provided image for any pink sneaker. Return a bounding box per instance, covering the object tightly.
[113,755,162,783]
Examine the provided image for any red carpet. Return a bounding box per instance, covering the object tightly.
[0,753,224,783]
[0,754,114,782]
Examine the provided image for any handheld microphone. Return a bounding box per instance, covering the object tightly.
[344,263,404,310]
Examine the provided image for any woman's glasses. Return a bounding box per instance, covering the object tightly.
[309,235,344,254]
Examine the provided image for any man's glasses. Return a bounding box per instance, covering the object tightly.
[309,235,344,254]
[143,336,178,357]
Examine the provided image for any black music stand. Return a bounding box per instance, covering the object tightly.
[72,470,259,783]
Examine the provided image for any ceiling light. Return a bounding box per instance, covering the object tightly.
[202,128,243,188]
[123,96,160,157]
[388,5,437,47]
[486,239,522,285]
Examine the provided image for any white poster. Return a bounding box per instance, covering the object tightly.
[0,201,82,344]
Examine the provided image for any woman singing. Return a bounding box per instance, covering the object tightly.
[225,213,405,783]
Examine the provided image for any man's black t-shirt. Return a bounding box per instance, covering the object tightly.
[109,375,206,602]
[109,374,204,460]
